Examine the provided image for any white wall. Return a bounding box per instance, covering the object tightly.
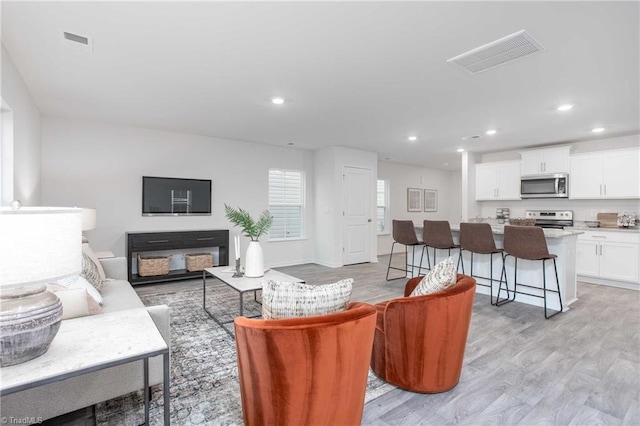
[40,117,316,268]
[313,147,339,267]
[1,45,42,205]
[1,102,14,205]
[377,161,461,255]
[461,151,480,221]
[314,146,378,267]
[476,134,640,221]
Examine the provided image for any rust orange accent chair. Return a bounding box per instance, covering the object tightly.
[234,302,377,426]
[371,274,476,393]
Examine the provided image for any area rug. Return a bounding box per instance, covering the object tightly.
[96,281,394,425]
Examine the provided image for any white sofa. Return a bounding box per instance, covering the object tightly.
[0,256,171,421]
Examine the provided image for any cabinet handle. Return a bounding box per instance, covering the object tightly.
[595,245,598,255]
[197,237,214,241]
[600,245,603,256]
[148,239,169,243]
[592,235,607,239]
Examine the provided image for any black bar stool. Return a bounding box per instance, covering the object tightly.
[421,220,461,272]
[458,222,504,305]
[386,220,425,281]
[496,225,563,319]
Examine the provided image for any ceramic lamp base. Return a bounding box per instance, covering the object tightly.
[0,284,63,367]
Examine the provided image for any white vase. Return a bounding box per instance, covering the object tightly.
[244,240,265,278]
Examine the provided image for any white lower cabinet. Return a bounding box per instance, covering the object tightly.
[577,230,639,284]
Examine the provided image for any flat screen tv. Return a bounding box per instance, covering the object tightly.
[142,176,212,216]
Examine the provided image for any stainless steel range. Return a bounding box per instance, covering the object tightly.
[525,210,574,229]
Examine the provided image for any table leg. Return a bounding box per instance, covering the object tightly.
[239,291,244,317]
[202,270,207,311]
[202,272,237,338]
[163,352,171,425]
[144,358,149,425]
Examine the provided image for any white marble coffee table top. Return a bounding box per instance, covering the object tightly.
[0,308,167,395]
[204,266,304,292]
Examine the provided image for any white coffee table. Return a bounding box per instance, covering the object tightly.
[202,266,304,336]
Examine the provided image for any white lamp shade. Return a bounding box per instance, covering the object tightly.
[81,208,97,231]
[0,207,82,287]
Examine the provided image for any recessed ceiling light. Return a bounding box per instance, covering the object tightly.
[486,129,497,135]
[443,162,449,166]
[408,136,418,142]
[592,127,605,133]
[557,104,574,111]
[457,148,465,153]
[271,97,285,105]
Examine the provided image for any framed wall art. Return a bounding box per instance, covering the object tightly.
[407,188,422,212]
[424,189,438,212]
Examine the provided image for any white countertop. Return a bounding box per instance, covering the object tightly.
[457,224,583,239]
[565,225,640,233]
[415,224,583,239]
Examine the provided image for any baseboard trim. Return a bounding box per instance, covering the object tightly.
[266,259,313,269]
[578,275,639,290]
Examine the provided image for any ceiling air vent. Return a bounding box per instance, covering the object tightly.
[461,135,481,141]
[62,31,93,53]
[447,30,544,75]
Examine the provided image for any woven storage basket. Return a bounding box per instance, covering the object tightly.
[138,255,171,276]
[508,218,536,226]
[185,253,214,272]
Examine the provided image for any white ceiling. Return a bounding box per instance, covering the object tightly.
[2,1,639,170]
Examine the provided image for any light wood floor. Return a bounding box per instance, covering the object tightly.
[135,255,640,425]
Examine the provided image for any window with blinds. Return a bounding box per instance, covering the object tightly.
[377,179,388,234]
[269,169,304,240]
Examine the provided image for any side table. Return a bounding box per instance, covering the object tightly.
[0,308,170,425]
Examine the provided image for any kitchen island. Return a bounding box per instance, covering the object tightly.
[412,225,583,312]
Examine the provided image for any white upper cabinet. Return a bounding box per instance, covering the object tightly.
[520,146,571,175]
[475,161,521,201]
[570,147,640,199]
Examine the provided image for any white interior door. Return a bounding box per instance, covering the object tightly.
[342,166,372,265]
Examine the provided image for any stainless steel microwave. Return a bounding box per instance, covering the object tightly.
[520,173,569,198]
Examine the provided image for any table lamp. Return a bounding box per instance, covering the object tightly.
[82,208,97,232]
[0,206,82,366]
[81,207,96,243]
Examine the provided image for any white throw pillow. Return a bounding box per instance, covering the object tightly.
[262,279,353,320]
[47,285,102,320]
[410,257,458,296]
[55,275,103,305]
[81,243,106,292]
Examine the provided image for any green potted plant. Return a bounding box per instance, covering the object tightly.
[224,204,272,277]
[224,204,272,241]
